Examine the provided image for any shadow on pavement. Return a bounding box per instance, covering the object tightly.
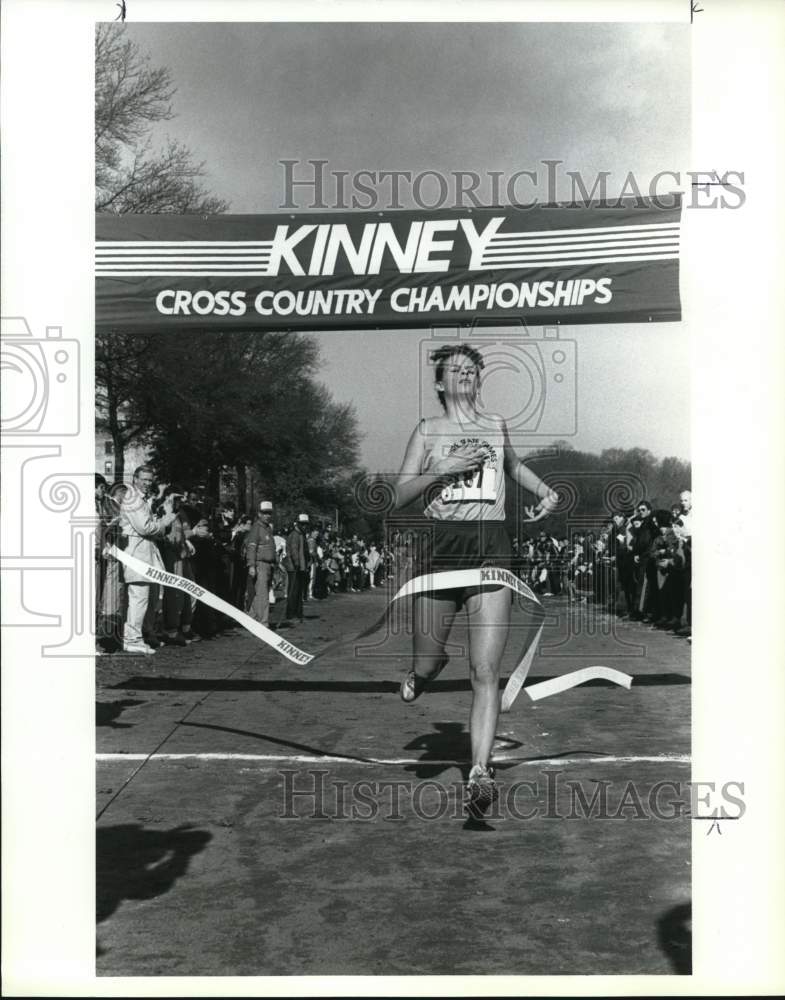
[656,901,692,973]
[179,719,376,763]
[109,672,690,694]
[402,723,608,779]
[96,699,146,728]
[403,721,470,778]
[97,823,212,925]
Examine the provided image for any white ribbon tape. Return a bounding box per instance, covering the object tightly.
[109,546,314,666]
[391,565,541,606]
[523,666,634,702]
[108,548,631,708]
[499,623,545,714]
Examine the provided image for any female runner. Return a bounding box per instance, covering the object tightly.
[393,344,558,816]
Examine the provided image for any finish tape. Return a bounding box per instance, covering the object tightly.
[108,548,631,708]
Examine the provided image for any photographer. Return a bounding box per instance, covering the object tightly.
[119,465,177,655]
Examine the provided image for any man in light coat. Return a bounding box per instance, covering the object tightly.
[119,465,177,654]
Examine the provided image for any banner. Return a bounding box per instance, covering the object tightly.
[96,198,681,331]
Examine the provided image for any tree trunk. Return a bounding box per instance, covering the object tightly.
[107,384,125,483]
[236,463,248,514]
[207,465,221,505]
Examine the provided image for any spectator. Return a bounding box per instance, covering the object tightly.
[94,474,119,654]
[324,546,340,593]
[214,501,238,604]
[653,519,686,631]
[609,512,635,616]
[245,500,278,628]
[273,525,288,602]
[100,483,128,651]
[160,486,198,645]
[676,490,692,539]
[306,529,320,599]
[231,515,252,608]
[180,488,204,529]
[366,543,381,588]
[186,514,222,638]
[672,490,692,637]
[283,514,311,625]
[647,510,673,623]
[567,532,590,602]
[119,465,177,654]
[349,547,362,592]
[631,500,658,621]
[594,525,612,606]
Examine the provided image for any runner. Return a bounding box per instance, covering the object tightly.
[393,344,558,817]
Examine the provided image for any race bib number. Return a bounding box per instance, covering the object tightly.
[441,463,497,503]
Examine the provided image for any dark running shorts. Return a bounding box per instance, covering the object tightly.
[416,519,511,575]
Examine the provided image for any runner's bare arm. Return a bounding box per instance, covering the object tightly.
[502,420,559,520]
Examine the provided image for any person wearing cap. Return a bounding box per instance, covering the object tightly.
[245,501,278,627]
[282,513,311,624]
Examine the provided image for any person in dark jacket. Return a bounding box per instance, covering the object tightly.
[283,513,311,624]
[608,512,634,616]
[631,500,658,620]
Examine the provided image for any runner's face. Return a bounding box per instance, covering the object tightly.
[442,354,479,404]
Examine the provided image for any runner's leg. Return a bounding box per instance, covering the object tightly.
[412,592,458,680]
[463,586,510,768]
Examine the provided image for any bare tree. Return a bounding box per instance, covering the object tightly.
[95,25,230,475]
[95,24,228,214]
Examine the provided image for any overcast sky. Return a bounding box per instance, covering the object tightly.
[122,22,691,469]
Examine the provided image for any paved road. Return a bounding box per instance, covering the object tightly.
[96,587,692,976]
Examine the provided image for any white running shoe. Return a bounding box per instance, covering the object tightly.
[123,641,155,655]
[465,764,499,819]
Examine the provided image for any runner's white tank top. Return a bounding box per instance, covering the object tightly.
[421,419,506,521]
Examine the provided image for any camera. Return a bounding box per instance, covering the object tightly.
[420,321,576,439]
[1,317,80,436]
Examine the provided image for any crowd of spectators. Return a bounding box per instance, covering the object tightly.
[95,467,692,654]
[511,490,693,638]
[94,467,395,654]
